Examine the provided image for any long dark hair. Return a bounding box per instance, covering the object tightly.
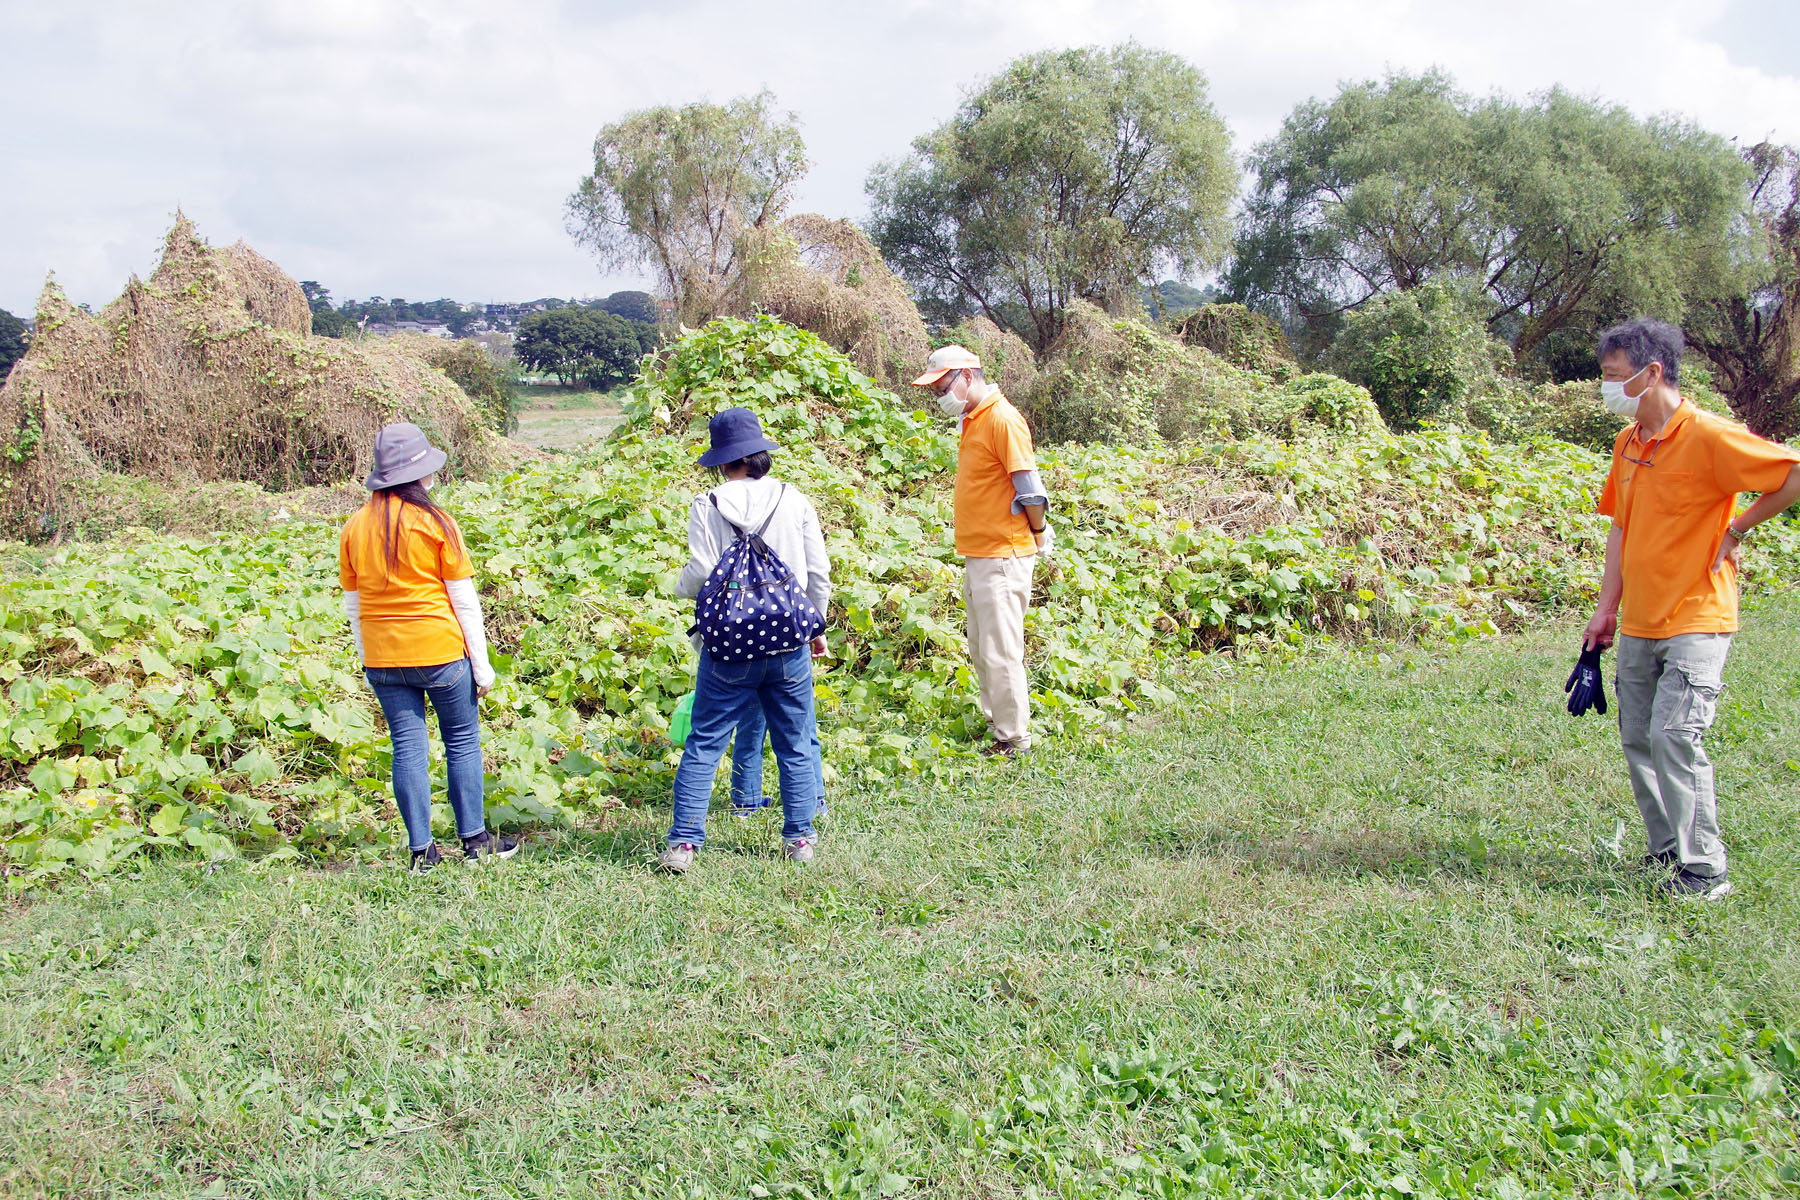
[373,479,463,580]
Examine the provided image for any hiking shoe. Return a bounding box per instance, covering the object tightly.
[659,843,697,874]
[461,830,521,862]
[1641,848,1678,870]
[410,843,445,873]
[981,740,1020,758]
[1665,869,1732,900]
[730,795,772,819]
[783,838,816,864]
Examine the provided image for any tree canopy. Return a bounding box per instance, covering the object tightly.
[566,91,808,328]
[594,290,658,324]
[1225,72,1752,364]
[867,43,1236,353]
[515,308,657,388]
[1686,142,1800,439]
[0,308,26,380]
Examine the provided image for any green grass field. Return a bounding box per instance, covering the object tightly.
[512,385,625,451]
[4,598,1799,1198]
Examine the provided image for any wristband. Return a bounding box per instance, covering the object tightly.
[1027,522,1045,534]
[1727,524,1750,543]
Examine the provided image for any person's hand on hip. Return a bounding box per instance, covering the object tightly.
[1710,528,1745,575]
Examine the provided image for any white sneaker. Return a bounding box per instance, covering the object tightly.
[783,838,816,864]
[659,843,697,874]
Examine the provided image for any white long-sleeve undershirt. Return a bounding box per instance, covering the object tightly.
[445,578,495,688]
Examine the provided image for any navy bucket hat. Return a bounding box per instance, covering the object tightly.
[697,407,779,468]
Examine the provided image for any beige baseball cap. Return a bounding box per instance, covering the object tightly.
[911,344,982,387]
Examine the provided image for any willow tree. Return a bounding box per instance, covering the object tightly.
[1226,72,1751,364]
[566,91,808,327]
[1687,143,1800,440]
[867,43,1236,354]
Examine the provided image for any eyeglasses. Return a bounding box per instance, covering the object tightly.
[1621,443,1657,468]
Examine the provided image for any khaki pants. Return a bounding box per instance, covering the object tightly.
[1615,632,1732,878]
[963,555,1035,748]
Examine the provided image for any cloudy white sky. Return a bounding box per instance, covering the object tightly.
[3,0,1797,317]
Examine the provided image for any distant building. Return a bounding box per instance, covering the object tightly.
[365,320,453,339]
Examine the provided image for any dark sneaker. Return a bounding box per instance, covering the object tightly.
[730,795,772,819]
[659,842,697,873]
[982,740,1019,758]
[1665,869,1732,900]
[461,830,521,862]
[1641,848,1678,870]
[410,843,445,873]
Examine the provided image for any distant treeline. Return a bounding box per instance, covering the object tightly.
[296,284,659,339]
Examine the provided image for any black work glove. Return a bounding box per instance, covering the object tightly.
[1564,644,1607,716]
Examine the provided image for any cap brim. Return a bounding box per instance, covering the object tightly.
[911,368,950,387]
[696,436,780,467]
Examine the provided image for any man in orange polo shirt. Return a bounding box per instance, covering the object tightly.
[914,345,1050,756]
[1582,318,1800,900]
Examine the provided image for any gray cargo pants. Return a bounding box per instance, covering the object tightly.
[1614,632,1732,878]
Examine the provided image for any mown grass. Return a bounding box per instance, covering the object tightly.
[511,385,625,451]
[4,598,1800,1198]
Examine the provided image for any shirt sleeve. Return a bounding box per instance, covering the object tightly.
[436,517,473,582]
[801,498,832,617]
[676,496,724,600]
[444,578,495,687]
[1010,469,1048,515]
[342,589,365,662]
[992,408,1038,475]
[1709,420,1800,496]
[338,523,358,591]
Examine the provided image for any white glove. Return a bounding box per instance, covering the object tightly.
[1034,523,1055,561]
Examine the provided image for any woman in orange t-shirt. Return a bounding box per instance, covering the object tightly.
[339,423,516,872]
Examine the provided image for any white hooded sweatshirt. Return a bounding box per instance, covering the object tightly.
[675,476,831,620]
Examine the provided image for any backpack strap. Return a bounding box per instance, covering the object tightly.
[709,483,787,541]
[708,492,746,540]
[751,484,787,538]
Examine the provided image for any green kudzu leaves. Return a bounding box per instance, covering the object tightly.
[4,316,1799,889]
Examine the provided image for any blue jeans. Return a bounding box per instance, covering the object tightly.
[671,645,821,846]
[730,704,825,812]
[365,658,486,851]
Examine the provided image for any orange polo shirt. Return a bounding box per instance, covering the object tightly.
[955,389,1039,558]
[338,497,473,667]
[1597,400,1800,639]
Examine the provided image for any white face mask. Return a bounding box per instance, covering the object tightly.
[935,374,966,419]
[1600,364,1650,419]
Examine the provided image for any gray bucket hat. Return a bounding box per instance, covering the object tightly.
[364,422,447,490]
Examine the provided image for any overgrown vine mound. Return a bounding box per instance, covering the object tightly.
[3,316,1797,888]
[738,214,929,390]
[0,216,503,540]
